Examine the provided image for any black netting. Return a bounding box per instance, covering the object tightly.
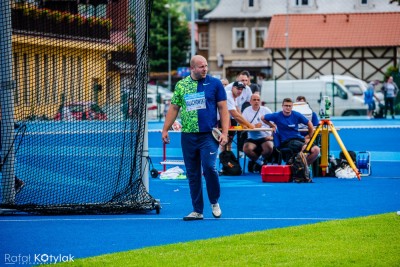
[0,0,159,214]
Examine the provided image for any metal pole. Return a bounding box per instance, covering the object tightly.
[274,76,277,111]
[332,74,335,116]
[191,0,196,57]
[135,0,149,191]
[285,0,289,80]
[168,7,171,91]
[0,0,17,203]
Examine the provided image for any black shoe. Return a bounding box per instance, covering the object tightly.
[14,178,25,194]
[263,155,272,165]
[253,163,262,173]
[247,161,255,173]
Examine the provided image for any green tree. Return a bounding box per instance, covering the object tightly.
[173,0,220,20]
[149,0,190,72]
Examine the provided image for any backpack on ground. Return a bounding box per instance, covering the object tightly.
[219,150,242,176]
[373,103,385,119]
[334,151,358,178]
[339,151,356,165]
[288,152,312,183]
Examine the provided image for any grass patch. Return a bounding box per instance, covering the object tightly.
[58,213,400,266]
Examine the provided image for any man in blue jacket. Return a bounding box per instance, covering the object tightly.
[261,98,320,166]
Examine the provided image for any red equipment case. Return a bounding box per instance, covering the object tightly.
[261,165,292,183]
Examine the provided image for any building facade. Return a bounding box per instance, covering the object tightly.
[203,0,400,84]
[10,0,133,120]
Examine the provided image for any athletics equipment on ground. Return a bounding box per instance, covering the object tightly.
[304,97,361,180]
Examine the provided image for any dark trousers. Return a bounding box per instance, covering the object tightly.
[384,97,395,117]
[181,132,220,214]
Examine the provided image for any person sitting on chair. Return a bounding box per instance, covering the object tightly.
[220,81,255,152]
[261,98,320,166]
[295,96,320,143]
[242,93,273,173]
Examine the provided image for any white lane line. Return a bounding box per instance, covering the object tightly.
[0,217,340,222]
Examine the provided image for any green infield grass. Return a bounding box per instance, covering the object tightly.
[56,213,400,266]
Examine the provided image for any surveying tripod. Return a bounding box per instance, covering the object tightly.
[304,119,361,180]
[304,97,361,180]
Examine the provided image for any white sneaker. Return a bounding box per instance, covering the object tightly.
[335,166,356,179]
[211,203,222,218]
[183,212,203,221]
[335,167,347,178]
[344,166,357,178]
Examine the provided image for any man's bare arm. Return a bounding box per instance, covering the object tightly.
[161,104,180,143]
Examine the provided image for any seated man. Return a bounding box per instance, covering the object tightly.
[242,94,273,172]
[220,81,255,152]
[294,95,320,142]
[261,98,320,166]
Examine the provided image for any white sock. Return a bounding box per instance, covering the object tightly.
[256,156,264,166]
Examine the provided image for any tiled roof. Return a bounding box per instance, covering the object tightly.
[265,12,400,49]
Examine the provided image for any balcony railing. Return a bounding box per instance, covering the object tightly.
[12,8,111,40]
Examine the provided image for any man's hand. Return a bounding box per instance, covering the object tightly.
[219,133,228,146]
[162,131,170,144]
[242,124,255,129]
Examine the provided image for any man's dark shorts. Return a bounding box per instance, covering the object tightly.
[280,137,318,154]
[244,137,272,154]
[280,138,305,154]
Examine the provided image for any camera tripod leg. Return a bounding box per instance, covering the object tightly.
[304,123,323,153]
[320,126,329,176]
[328,122,361,180]
[305,119,361,179]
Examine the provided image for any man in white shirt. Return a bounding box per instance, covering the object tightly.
[222,81,255,152]
[225,71,253,112]
[220,78,229,88]
[225,71,255,156]
[242,94,274,172]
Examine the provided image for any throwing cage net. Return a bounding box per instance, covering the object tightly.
[0,0,160,214]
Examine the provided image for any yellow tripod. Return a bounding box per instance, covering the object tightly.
[304,119,361,180]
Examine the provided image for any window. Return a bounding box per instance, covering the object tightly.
[34,54,41,104]
[51,55,58,103]
[78,4,107,18]
[199,32,209,50]
[291,0,315,10]
[70,57,75,102]
[295,0,309,6]
[252,28,267,50]
[62,55,68,101]
[345,85,363,96]
[77,57,83,101]
[326,83,347,99]
[23,53,29,105]
[232,28,248,50]
[243,0,260,11]
[44,54,49,104]
[13,53,19,105]
[355,0,372,10]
